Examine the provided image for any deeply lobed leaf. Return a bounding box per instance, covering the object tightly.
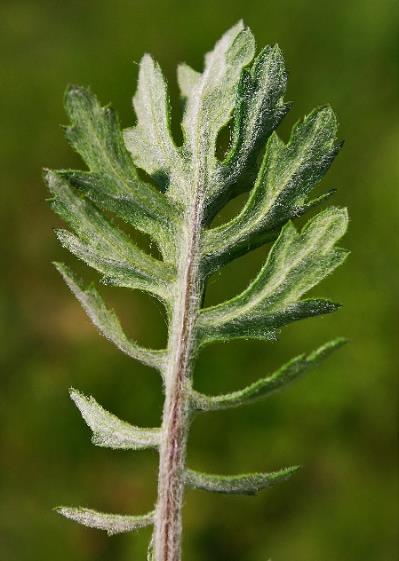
[64,85,178,260]
[47,171,174,300]
[199,207,349,344]
[203,107,341,270]
[51,22,350,550]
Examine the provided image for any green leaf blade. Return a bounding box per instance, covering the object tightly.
[58,169,178,229]
[47,171,174,299]
[204,107,341,269]
[57,169,179,262]
[54,262,165,370]
[64,85,137,180]
[63,86,179,259]
[185,466,299,495]
[70,388,160,450]
[200,208,348,344]
[192,338,347,410]
[56,506,154,536]
[124,54,185,192]
[178,21,255,199]
[214,44,288,192]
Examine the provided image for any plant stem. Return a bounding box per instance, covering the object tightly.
[153,195,204,561]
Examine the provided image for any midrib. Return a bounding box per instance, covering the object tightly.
[154,182,205,561]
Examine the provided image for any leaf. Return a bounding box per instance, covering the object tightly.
[192,338,347,411]
[203,107,341,270]
[51,23,350,551]
[185,466,299,495]
[177,21,255,200]
[124,54,185,192]
[207,43,289,214]
[199,208,349,344]
[54,262,165,370]
[56,506,154,536]
[70,388,160,450]
[182,21,255,146]
[58,170,179,262]
[63,86,177,259]
[64,84,137,179]
[47,171,174,300]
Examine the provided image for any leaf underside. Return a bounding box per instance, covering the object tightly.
[56,506,154,536]
[185,466,300,495]
[192,337,347,411]
[54,262,166,370]
[199,207,348,344]
[49,20,349,542]
[70,388,160,450]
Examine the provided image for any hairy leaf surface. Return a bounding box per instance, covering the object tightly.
[192,338,347,410]
[48,171,174,299]
[70,388,161,450]
[63,85,177,260]
[124,55,186,192]
[50,22,349,555]
[185,466,299,495]
[203,107,341,269]
[55,262,165,369]
[56,507,154,535]
[179,21,255,194]
[199,207,348,343]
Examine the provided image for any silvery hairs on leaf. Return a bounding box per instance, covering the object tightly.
[55,507,154,536]
[49,20,349,561]
[70,388,161,450]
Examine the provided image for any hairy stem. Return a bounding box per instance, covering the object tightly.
[154,194,204,561]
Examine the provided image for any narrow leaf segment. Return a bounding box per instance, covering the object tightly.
[56,507,154,536]
[54,262,165,370]
[185,466,299,495]
[70,388,161,450]
[192,338,347,411]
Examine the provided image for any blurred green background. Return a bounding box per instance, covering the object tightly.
[1,1,398,560]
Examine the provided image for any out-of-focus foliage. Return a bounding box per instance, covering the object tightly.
[0,1,397,560]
